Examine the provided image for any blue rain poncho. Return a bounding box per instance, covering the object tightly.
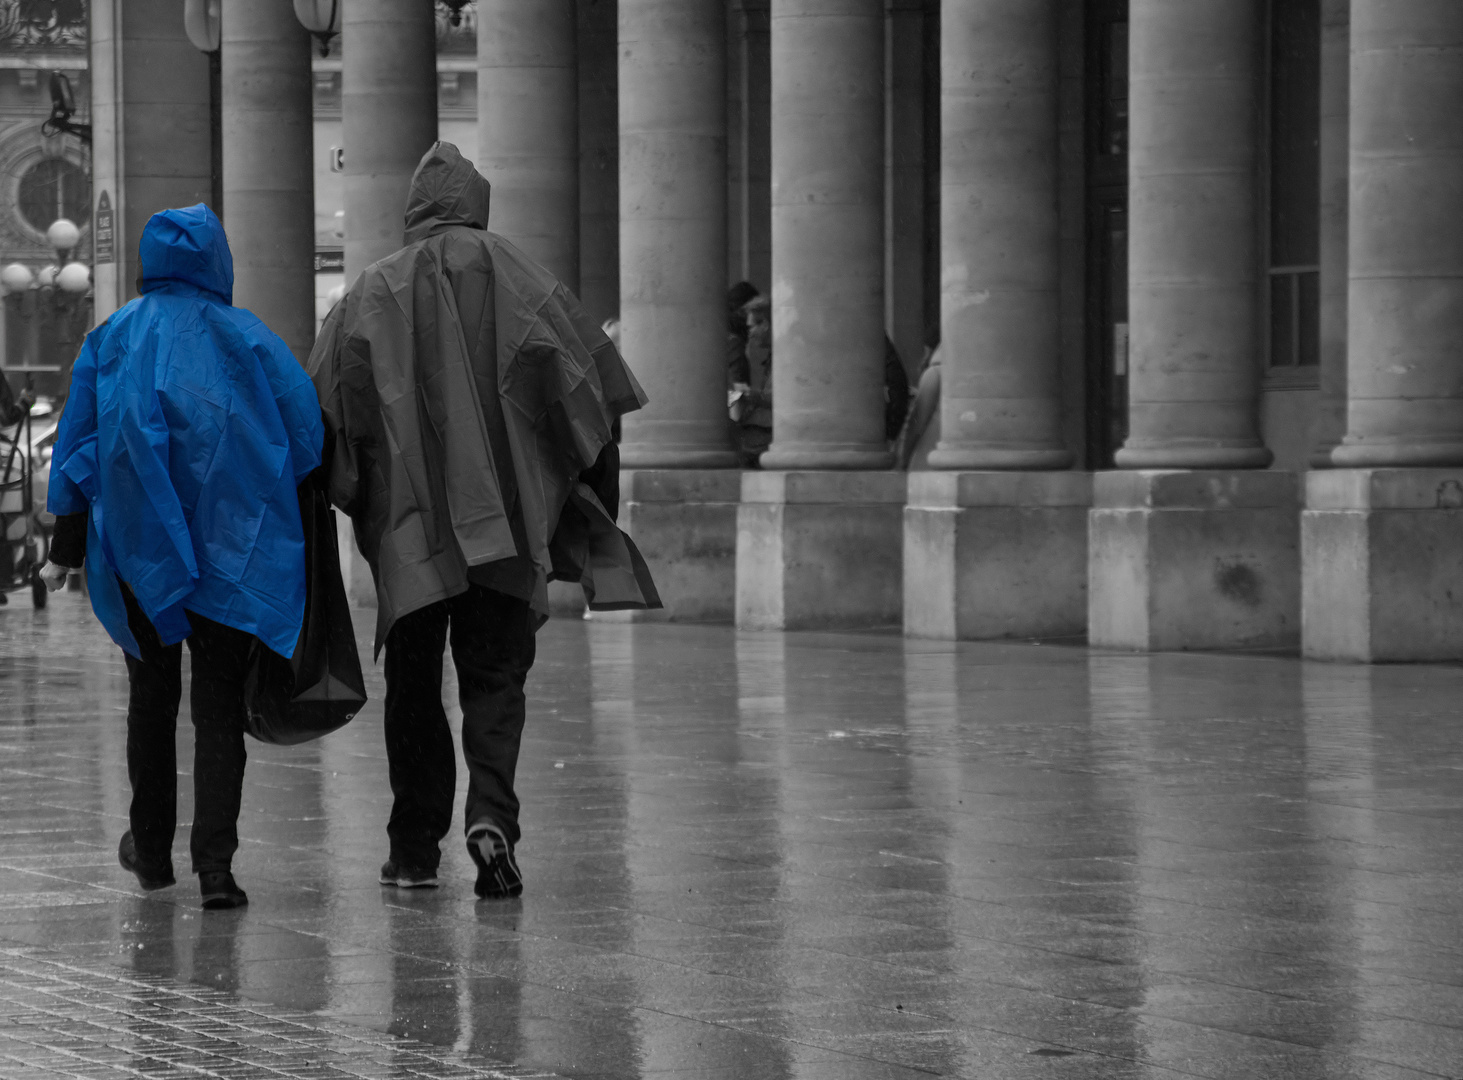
[47,204,323,658]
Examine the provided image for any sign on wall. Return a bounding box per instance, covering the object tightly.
[94,191,114,265]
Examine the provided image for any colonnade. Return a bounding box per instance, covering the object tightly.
[95,0,1463,661]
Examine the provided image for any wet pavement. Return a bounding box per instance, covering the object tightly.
[0,592,1461,1079]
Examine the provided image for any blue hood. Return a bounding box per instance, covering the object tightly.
[47,203,322,658]
[138,203,233,303]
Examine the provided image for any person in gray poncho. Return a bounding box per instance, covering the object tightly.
[308,142,659,898]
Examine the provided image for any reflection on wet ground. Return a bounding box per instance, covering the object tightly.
[0,592,1461,1079]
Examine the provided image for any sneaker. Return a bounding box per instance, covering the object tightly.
[466,821,522,899]
[379,860,439,888]
[118,831,175,891]
[198,870,248,910]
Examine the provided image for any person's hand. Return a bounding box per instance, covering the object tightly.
[39,562,70,593]
[16,389,34,410]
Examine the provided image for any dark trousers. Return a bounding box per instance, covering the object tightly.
[121,587,255,874]
[382,585,537,870]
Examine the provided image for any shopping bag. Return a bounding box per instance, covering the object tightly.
[242,481,367,744]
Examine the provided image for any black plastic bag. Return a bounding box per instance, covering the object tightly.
[242,481,367,745]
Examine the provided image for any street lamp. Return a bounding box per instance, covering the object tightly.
[294,0,342,58]
[183,0,221,53]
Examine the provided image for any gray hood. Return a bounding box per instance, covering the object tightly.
[403,141,491,246]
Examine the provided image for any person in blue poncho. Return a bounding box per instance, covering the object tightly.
[39,204,323,910]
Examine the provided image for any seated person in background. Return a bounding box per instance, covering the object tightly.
[728,294,772,466]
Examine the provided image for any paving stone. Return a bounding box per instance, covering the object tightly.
[1,594,1462,1078]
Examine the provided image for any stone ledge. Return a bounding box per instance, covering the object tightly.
[1094,469,1298,510]
[908,470,1092,509]
[620,468,744,504]
[741,470,907,505]
[1305,468,1463,511]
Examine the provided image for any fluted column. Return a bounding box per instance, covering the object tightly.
[1331,0,1463,466]
[928,0,1070,470]
[759,0,889,471]
[1116,0,1270,469]
[1309,0,1350,466]
[342,0,437,283]
[220,0,313,360]
[617,0,737,467]
[479,0,578,286]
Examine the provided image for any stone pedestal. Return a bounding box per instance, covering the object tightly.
[1303,470,1463,661]
[905,472,1090,641]
[736,472,903,630]
[615,470,740,622]
[1089,471,1300,651]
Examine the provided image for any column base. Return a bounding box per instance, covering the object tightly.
[736,471,904,630]
[1303,469,1463,661]
[758,444,895,470]
[618,446,743,469]
[925,446,1074,471]
[904,472,1090,640]
[601,470,742,623]
[1089,471,1300,651]
[1114,443,1274,469]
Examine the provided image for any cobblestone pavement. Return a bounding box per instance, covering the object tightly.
[0,592,1461,1079]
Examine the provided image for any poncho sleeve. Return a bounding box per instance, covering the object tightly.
[246,323,324,484]
[306,300,361,518]
[47,327,102,516]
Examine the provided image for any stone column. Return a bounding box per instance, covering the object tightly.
[1089,0,1299,653]
[478,0,578,286]
[220,0,314,361]
[736,0,905,632]
[928,0,1069,471]
[1303,0,1463,661]
[884,0,926,384]
[1116,0,1269,470]
[342,0,437,283]
[759,0,889,471]
[1308,0,1349,466]
[1332,1,1463,468]
[727,0,771,290]
[336,1,435,609]
[612,0,741,624]
[617,0,735,469]
[577,0,618,327]
[90,0,213,322]
[902,0,1088,643]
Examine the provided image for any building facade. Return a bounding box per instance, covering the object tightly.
[84,0,1463,662]
[0,0,92,397]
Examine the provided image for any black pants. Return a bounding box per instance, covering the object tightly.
[121,587,254,874]
[382,585,538,870]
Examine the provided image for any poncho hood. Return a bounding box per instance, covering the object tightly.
[403,141,491,246]
[138,203,234,303]
[309,151,657,654]
[48,209,322,659]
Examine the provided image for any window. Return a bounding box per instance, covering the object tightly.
[1267,0,1321,368]
[17,157,90,235]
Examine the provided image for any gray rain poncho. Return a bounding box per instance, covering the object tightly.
[308,142,659,652]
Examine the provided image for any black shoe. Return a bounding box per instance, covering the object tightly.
[118,831,175,891]
[379,860,439,888]
[466,821,522,899]
[199,870,248,910]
